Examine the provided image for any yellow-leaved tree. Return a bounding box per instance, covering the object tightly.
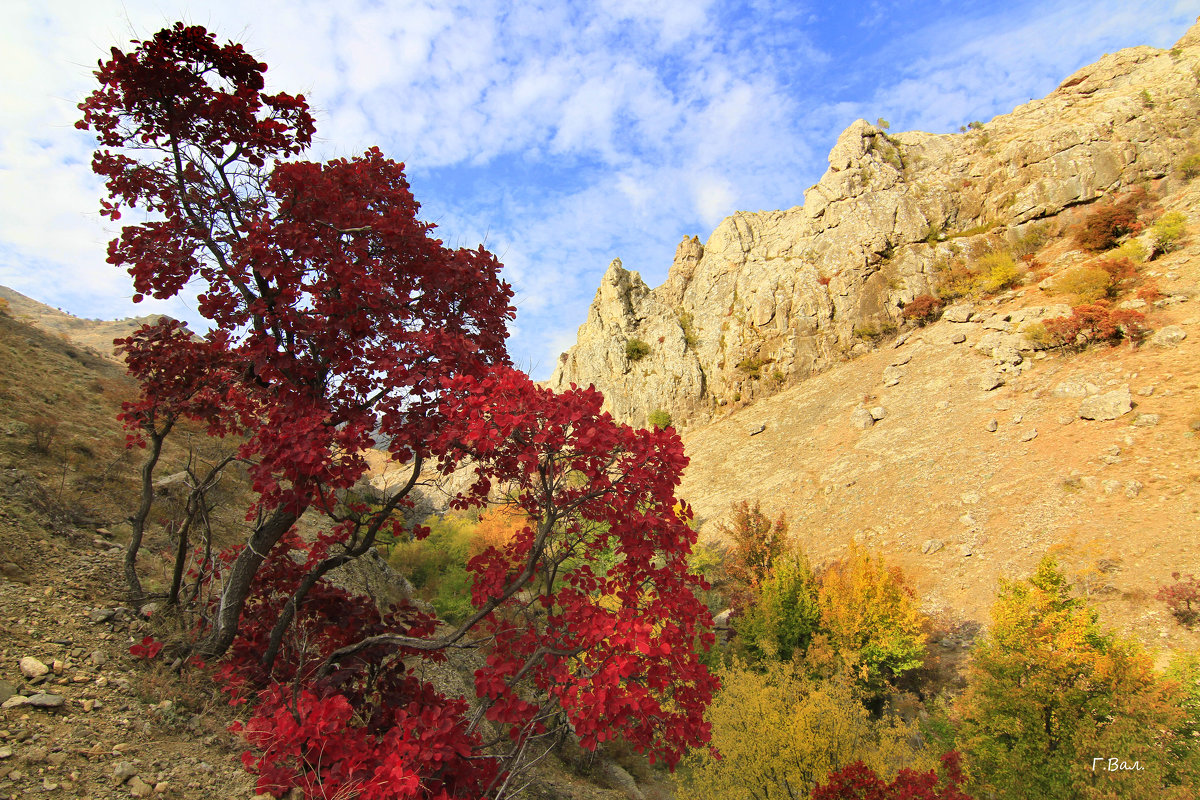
[815,546,927,697]
[954,557,1200,800]
[674,660,934,800]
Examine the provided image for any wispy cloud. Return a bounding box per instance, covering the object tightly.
[2,1,1199,378]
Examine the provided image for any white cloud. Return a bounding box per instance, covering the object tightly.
[3,0,1200,383]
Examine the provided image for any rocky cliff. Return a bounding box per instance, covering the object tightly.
[548,22,1200,427]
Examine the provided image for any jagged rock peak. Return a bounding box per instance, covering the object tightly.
[549,20,1200,427]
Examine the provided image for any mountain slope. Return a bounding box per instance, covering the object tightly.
[549,20,1200,430]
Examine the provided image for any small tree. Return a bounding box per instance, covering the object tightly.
[734,553,821,663]
[676,661,933,800]
[1158,572,1200,626]
[816,547,926,698]
[647,408,672,430]
[954,558,1200,800]
[718,500,789,596]
[80,25,716,797]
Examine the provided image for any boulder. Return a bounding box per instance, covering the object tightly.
[1078,388,1132,421]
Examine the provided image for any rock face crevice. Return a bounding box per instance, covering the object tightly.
[549,24,1200,427]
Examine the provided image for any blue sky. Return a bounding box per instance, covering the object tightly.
[3,1,1199,378]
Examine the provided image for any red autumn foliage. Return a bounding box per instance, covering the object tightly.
[901,294,944,325]
[1093,256,1138,289]
[1157,572,1200,627]
[812,752,973,800]
[1041,302,1147,350]
[79,24,717,799]
[1072,188,1151,252]
[129,636,164,660]
[79,22,513,656]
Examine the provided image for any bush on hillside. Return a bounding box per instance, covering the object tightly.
[1153,211,1187,253]
[953,557,1200,800]
[1073,188,1153,252]
[625,337,651,361]
[901,294,943,324]
[1052,265,1114,303]
[718,500,789,596]
[675,663,934,800]
[816,547,927,697]
[1042,303,1146,350]
[1178,152,1200,180]
[1157,572,1200,627]
[976,251,1022,293]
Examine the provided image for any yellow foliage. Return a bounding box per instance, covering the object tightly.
[1112,238,1148,263]
[816,547,927,694]
[1052,265,1113,303]
[469,505,527,557]
[975,251,1021,293]
[955,557,1200,799]
[675,661,933,800]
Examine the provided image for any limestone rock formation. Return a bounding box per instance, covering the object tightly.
[548,22,1200,426]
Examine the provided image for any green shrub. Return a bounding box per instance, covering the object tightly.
[921,222,946,244]
[949,221,995,239]
[734,554,821,663]
[737,357,767,379]
[1178,153,1200,180]
[676,309,698,348]
[647,409,672,430]
[1012,222,1052,257]
[853,324,882,341]
[1153,211,1187,253]
[624,337,650,361]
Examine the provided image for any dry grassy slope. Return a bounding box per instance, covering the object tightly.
[0,285,165,364]
[679,192,1200,657]
[0,312,640,800]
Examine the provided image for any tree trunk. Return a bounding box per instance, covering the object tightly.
[126,422,172,601]
[195,505,300,658]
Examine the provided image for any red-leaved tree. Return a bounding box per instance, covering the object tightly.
[79,22,513,656]
[79,24,715,798]
[811,753,972,800]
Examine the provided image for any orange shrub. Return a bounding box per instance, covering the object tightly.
[901,294,943,324]
[1042,302,1146,350]
[718,500,789,595]
[469,505,528,557]
[1072,187,1155,252]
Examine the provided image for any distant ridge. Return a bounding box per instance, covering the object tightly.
[0,285,171,363]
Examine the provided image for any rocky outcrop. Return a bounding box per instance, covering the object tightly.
[548,22,1200,427]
